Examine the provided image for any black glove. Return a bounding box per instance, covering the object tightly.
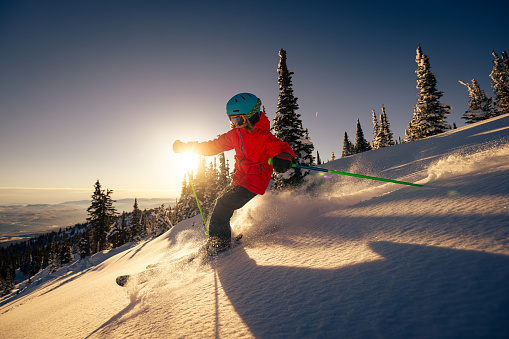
[272,154,294,173]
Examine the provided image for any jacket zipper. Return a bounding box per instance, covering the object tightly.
[238,129,246,173]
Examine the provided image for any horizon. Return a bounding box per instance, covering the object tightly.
[0,186,180,205]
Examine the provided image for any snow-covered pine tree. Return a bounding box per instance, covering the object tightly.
[379,105,395,147]
[405,44,451,141]
[272,48,314,189]
[78,229,91,259]
[140,210,152,238]
[217,152,230,188]
[372,110,382,149]
[354,118,371,154]
[459,79,496,123]
[341,131,355,157]
[119,212,128,244]
[405,105,424,142]
[203,159,220,216]
[316,151,322,165]
[86,180,117,252]
[153,205,172,236]
[108,219,120,248]
[130,198,142,241]
[331,152,336,161]
[47,239,60,274]
[176,172,197,222]
[490,50,509,116]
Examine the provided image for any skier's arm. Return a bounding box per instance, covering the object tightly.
[173,132,234,156]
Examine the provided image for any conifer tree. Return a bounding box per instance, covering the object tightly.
[316,151,322,165]
[354,119,371,154]
[379,105,395,147]
[459,79,496,123]
[272,49,314,189]
[48,239,60,273]
[153,205,172,236]
[405,44,451,141]
[331,152,336,161]
[130,198,142,241]
[490,50,509,116]
[176,172,197,221]
[119,212,128,244]
[1,270,14,296]
[405,106,423,142]
[372,110,382,149]
[78,229,91,259]
[86,180,117,252]
[217,152,230,188]
[59,235,73,265]
[341,132,355,157]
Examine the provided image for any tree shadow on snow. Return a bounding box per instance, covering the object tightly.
[216,241,509,338]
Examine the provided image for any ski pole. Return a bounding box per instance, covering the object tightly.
[187,170,208,235]
[268,158,423,187]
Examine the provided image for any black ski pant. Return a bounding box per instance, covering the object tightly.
[207,185,257,241]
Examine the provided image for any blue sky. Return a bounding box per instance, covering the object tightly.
[0,0,508,204]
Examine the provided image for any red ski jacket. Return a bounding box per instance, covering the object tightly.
[186,112,295,195]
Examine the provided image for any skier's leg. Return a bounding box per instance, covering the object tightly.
[207,185,256,245]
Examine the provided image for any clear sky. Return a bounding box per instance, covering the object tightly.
[1,0,508,205]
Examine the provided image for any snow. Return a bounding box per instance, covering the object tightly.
[2,115,509,338]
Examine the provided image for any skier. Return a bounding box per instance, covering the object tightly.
[173,92,295,253]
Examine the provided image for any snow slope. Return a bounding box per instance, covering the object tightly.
[1,115,509,338]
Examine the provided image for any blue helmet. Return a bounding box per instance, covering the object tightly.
[226,93,261,117]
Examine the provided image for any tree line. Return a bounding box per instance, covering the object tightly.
[339,45,509,159]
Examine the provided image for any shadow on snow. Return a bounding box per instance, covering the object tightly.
[215,241,509,338]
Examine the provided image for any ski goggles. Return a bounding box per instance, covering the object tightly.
[229,114,248,127]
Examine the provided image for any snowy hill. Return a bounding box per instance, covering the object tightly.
[1,115,509,338]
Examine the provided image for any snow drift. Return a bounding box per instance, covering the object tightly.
[1,115,509,338]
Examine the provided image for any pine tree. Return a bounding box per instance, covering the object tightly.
[331,152,336,161]
[130,198,142,241]
[205,158,221,216]
[1,270,14,296]
[48,238,60,274]
[316,151,322,165]
[459,79,496,123]
[218,152,230,188]
[272,49,315,189]
[176,172,196,222]
[490,50,509,116]
[405,105,425,142]
[354,119,371,153]
[86,180,117,252]
[405,44,451,141]
[379,105,395,147]
[153,205,172,236]
[78,229,91,259]
[341,132,355,157]
[59,235,73,265]
[372,110,382,149]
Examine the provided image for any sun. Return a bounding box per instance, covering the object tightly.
[179,151,200,173]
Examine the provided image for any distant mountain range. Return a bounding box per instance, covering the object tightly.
[0,198,174,245]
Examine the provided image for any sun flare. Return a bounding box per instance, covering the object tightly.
[180,151,200,173]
